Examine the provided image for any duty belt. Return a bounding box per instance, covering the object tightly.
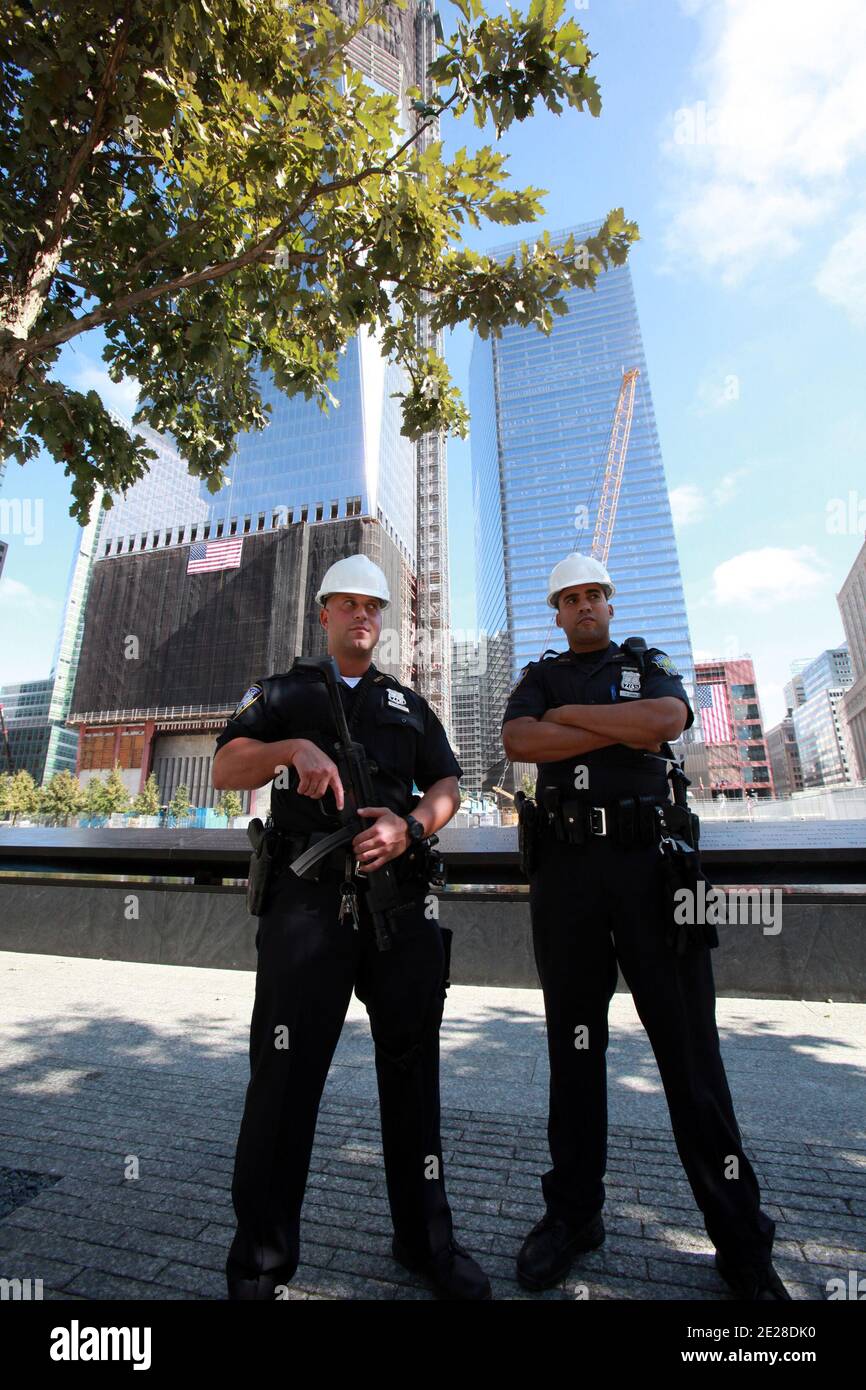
[537,790,665,847]
[269,826,429,884]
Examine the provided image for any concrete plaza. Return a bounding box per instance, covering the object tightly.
[0,951,864,1300]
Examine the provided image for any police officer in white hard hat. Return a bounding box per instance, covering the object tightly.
[500,553,790,1302]
[316,553,392,609]
[545,551,616,605]
[216,554,491,1300]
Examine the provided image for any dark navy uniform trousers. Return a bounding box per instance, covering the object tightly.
[529,831,776,1271]
[227,861,453,1289]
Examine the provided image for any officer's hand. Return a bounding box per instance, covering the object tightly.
[289,740,345,810]
[623,739,664,752]
[352,807,409,872]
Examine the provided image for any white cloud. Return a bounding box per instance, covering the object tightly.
[63,362,140,421]
[670,484,708,527]
[710,546,829,608]
[670,469,746,528]
[693,642,749,662]
[814,211,866,325]
[0,576,59,615]
[661,0,866,282]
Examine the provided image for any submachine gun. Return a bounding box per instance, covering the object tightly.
[286,656,425,952]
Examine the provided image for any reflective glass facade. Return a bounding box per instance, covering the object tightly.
[800,646,852,702]
[205,338,416,566]
[792,688,857,788]
[98,419,210,555]
[42,490,108,778]
[97,344,416,568]
[470,221,696,775]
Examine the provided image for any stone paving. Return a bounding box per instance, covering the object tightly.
[0,952,864,1301]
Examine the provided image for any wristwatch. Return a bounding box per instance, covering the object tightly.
[404,814,426,843]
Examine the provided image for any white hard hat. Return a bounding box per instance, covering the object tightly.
[316,554,390,608]
[547,552,615,606]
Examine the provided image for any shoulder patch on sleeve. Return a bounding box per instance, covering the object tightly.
[651,652,680,677]
[232,683,263,718]
[508,663,532,695]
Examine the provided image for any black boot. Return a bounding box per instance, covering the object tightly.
[516,1211,605,1291]
[392,1236,493,1300]
[226,1253,296,1301]
[715,1251,792,1300]
[227,1271,282,1300]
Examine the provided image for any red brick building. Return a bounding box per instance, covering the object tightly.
[693,658,775,801]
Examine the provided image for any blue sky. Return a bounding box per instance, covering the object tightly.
[1,0,865,729]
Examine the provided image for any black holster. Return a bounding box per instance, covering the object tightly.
[423,833,447,890]
[658,805,718,954]
[515,791,540,876]
[246,817,278,917]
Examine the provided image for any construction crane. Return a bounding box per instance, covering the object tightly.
[590,367,640,566]
[496,368,641,799]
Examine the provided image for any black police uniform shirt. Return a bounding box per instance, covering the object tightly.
[500,640,694,804]
[214,660,462,833]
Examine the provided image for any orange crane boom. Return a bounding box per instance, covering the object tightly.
[591,367,640,566]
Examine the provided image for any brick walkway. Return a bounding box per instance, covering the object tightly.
[0,953,864,1301]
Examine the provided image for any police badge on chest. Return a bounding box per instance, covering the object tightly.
[619,667,641,699]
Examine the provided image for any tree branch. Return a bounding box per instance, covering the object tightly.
[21,237,326,360]
[12,36,467,370]
[44,0,136,266]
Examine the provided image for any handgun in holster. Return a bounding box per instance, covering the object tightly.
[246,815,278,916]
[541,786,566,842]
[657,742,718,954]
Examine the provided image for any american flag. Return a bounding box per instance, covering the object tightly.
[697,682,732,743]
[186,538,243,574]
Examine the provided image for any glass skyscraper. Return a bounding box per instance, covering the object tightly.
[470,220,696,784]
[0,459,107,784]
[94,0,451,720]
[98,345,416,567]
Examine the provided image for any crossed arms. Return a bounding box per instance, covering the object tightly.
[502,698,689,764]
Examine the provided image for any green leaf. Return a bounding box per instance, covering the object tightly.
[0,0,632,523]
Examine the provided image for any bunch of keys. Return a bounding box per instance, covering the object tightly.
[338,882,360,930]
[338,849,360,930]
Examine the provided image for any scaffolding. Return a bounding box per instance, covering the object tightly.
[411,0,452,730]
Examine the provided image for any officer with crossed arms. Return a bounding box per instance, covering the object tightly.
[501,552,790,1301]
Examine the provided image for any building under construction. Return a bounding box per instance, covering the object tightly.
[67,516,411,815]
[60,0,453,812]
